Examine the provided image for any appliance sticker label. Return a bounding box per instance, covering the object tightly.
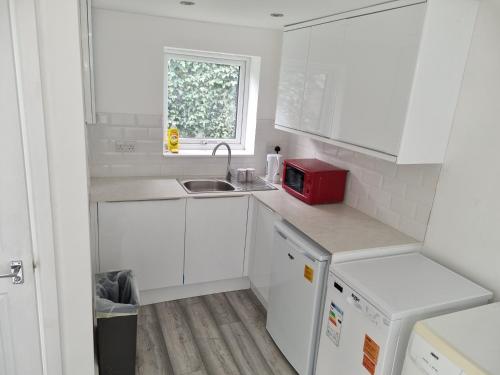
[363,334,380,365]
[325,302,343,346]
[304,265,314,283]
[362,354,376,375]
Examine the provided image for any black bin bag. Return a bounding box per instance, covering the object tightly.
[95,270,140,375]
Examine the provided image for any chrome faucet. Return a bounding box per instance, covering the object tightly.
[212,142,232,181]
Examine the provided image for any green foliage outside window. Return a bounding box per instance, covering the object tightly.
[167,59,241,139]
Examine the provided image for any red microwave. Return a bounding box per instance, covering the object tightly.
[282,159,348,205]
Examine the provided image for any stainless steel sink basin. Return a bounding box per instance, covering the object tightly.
[180,179,235,193]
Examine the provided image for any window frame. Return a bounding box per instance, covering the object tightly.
[163,47,251,151]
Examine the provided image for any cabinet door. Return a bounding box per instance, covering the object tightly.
[300,20,347,137]
[98,199,186,291]
[184,196,249,285]
[249,201,280,304]
[275,27,311,130]
[332,4,425,155]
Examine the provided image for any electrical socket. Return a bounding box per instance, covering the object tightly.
[115,141,136,153]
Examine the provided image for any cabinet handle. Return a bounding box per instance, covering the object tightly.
[192,195,246,199]
[287,253,295,260]
[276,230,287,240]
[102,197,184,203]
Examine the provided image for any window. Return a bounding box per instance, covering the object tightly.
[163,48,255,153]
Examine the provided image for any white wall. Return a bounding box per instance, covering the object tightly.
[88,9,289,177]
[423,0,500,300]
[36,0,95,373]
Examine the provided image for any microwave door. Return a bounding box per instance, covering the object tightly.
[285,166,305,194]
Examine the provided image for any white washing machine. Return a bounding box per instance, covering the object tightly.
[402,302,500,375]
[315,253,492,375]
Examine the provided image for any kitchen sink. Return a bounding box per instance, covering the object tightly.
[180,179,236,193]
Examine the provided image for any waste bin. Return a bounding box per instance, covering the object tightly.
[95,270,140,375]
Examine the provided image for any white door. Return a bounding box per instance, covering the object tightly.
[184,196,249,285]
[332,4,425,155]
[275,27,311,130]
[248,201,279,305]
[98,199,186,291]
[300,20,347,137]
[0,0,44,373]
[266,226,329,375]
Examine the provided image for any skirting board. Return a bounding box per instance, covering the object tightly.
[250,281,268,310]
[140,277,251,305]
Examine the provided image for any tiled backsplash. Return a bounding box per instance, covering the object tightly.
[87,112,289,178]
[288,136,441,241]
[87,113,440,241]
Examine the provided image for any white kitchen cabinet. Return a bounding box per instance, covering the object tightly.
[300,20,347,138]
[275,0,479,164]
[248,200,281,306]
[275,27,311,131]
[98,199,186,291]
[184,196,249,285]
[332,4,424,155]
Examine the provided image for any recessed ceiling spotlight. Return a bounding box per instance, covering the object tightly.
[180,1,195,5]
[270,12,284,18]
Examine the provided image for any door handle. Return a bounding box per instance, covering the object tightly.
[0,261,24,285]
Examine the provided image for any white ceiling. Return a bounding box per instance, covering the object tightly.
[93,0,392,29]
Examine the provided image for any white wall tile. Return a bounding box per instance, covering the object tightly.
[382,176,407,196]
[111,113,136,126]
[373,159,397,178]
[415,203,433,225]
[96,112,111,124]
[396,165,424,185]
[357,193,377,217]
[148,128,163,140]
[286,136,441,241]
[399,217,427,241]
[136,114,162,127]
[124,127,149,140]
[361,169,383,187]
[391,196,417,218]
[405,184,437,206]
[375,206,401,228]
[87,114,285,179]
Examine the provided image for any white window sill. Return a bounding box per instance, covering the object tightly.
[163,149,255,157]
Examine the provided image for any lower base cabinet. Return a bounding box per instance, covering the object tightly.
[98,199,186,291]
[249,199,281,305]
[97,195,251,293]
[184,196,249,285]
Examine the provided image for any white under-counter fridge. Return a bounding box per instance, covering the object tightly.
[265,221,420,375]
[315,253,492,375]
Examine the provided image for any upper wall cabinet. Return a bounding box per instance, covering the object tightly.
[333,5,423,156]
[275,0,479,164]
[301,20,347,138]
[275,27,311,131]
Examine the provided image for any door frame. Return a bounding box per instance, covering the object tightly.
[7,0,63,373]
[7,0,97,374]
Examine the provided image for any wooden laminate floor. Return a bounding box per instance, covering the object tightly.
[136,289,297,375]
